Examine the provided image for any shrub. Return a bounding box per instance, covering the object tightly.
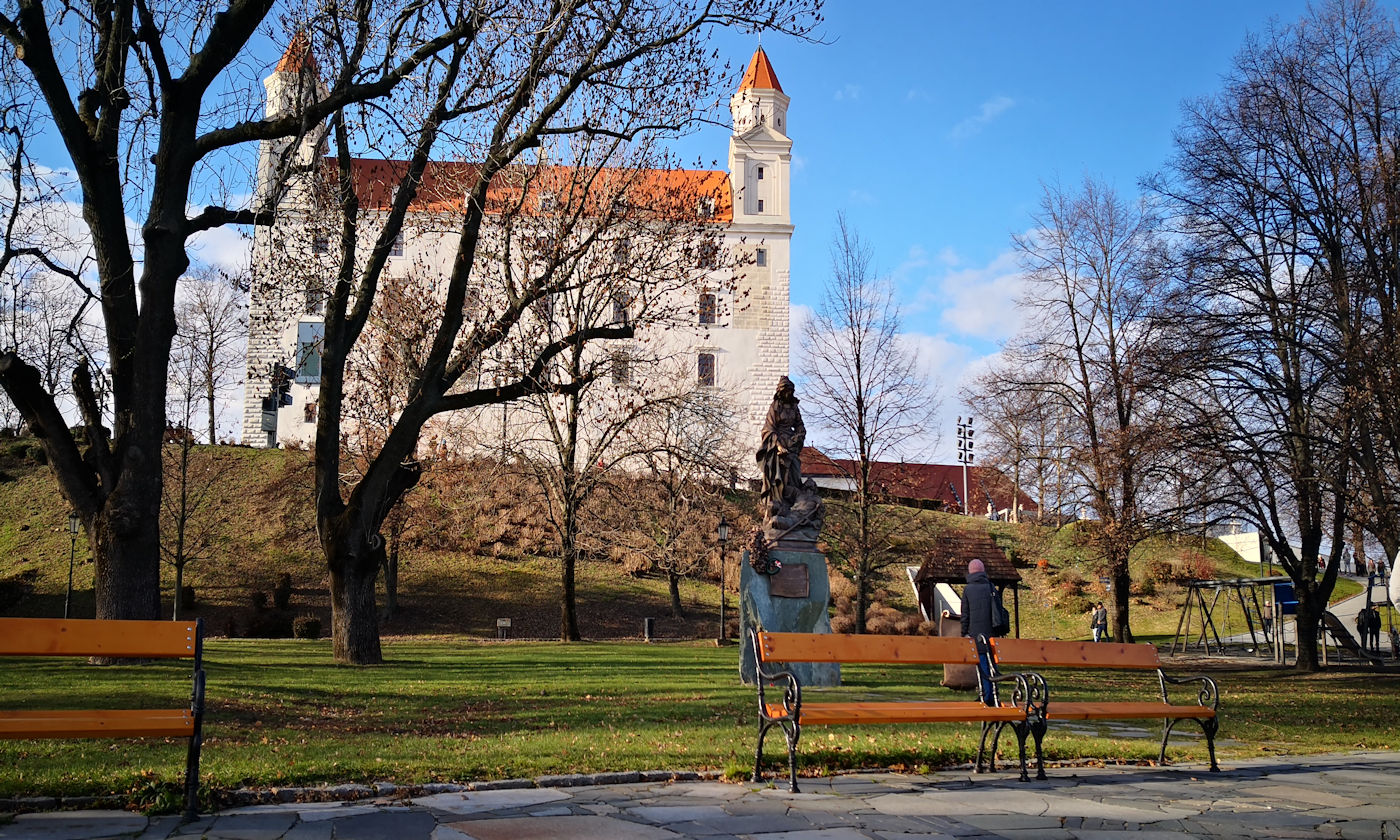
[273,573,293,610]
[292,615,322,639]
[250,589,268,611]
[1143,558,1176,585]
[25,445,46,464]
[1180,551,1216,582]
[180,585,196,607]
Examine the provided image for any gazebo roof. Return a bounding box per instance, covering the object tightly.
[914,530,1022,586]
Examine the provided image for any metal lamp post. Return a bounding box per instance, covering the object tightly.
[956,416,975,515]
[717,515,730,643]
[65,512,79,619]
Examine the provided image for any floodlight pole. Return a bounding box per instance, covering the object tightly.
[957,416,975,515]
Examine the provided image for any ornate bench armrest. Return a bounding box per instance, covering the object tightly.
[990,669,1048,718]
[755,661,802,721]
[1159,671,1220,711]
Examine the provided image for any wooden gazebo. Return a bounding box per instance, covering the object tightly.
[913,530,1023,638]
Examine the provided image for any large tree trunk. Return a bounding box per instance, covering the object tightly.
[1293,587,1323,672]
[329,549,383,664]
[91,477,163,622]
[1108,543,1134,643]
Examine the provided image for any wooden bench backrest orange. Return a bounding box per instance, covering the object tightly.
[990,638,1162,670]
[756,632,981,665]
[0,618,200,659]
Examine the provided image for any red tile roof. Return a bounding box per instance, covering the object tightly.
[333,159,732,223]
[276,32,315,73]
[738,46,783,93]
[801,448,1039,514]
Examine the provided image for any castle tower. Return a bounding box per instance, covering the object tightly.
[725,46,794,451]
[254,33,327,211]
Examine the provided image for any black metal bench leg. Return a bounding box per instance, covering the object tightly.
[1158,718,1177,766]
[782,720,801,793]
[753,720,772,783]
[1031,717,1047,780]
[975,722,990,773]
[1012,722,1030,782]
[1201,717,1220,772]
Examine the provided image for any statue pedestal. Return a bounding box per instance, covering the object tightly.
[739,547,840,686]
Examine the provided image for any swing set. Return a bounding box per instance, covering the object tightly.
[1170,577,1283,658]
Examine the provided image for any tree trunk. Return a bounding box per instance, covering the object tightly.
[1293,589,1323,672]
[92,496,163,623]
[668,570,684,618]
[1109,544,1134,643]
[854,566,868,634]
[172,561,184,621]
[560,542,581,641]
[329,556,383,664]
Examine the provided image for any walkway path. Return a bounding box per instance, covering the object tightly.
[3,751,1398,839]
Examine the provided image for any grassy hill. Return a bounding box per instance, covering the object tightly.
[0,437,1352,642]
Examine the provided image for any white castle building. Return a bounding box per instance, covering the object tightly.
[242,45,795,462]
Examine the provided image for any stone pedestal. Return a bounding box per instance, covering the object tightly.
[739,547,840,686]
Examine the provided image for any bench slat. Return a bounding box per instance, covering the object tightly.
[0,709,194,739]
[991,638,1162,670]
[757,632,980,665]
[0,619,199,658]
[776,701,1026,725]
[1046,701,1215,721]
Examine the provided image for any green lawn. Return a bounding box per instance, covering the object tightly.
[1,637,1398,811]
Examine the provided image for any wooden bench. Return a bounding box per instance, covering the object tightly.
[989,638,1220,772]
[750,631,1047,791]
[0,618,207,820]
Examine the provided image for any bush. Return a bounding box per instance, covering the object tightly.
[1180,551,1216,582]
[250,589,268,611]
[1143,558,1176,585]
[273,573,293,610]
[292,615,322,639]
[246,613,293,638]
[180,584,196,607]
[25,445,46,465]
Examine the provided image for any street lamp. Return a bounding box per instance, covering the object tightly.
[65,512,79,619]
[717,515,730,643]
[956,416,975,515]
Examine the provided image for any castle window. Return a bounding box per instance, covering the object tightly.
[295,321,325,384]
[757,199,764,212]
[757,166,764,180]
[611,291,632,326]
[312,235,329,255]
[611,352,631,385]
[697,195,715,219]
[303,401,317,424]
[698,241,718,269]
[539,192,557,213]
[698,293,716,325]
[389,232,404,258]
[697,352,716,387]
[756,248,767,267]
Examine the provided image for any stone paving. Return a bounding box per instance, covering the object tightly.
[3,752,1399,839]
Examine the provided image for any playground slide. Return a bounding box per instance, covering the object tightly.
[1321,612,1387,665]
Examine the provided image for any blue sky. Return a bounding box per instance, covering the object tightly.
[690,1,1314,457]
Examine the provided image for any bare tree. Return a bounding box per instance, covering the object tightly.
[0,0,816,654]
[798,213,939,633]
[622,386,743,619]
[1149,0,1396,669]
[175,268,245,444]
[1005,178,1178,643]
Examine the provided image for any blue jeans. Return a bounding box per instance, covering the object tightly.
[1093,626,1104,642]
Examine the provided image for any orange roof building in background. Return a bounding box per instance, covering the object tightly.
[244,46,797,461]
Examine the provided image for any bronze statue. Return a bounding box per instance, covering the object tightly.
[755,377,822,543]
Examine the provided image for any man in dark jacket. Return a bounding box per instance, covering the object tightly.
[960,558,994,640]
[960,559,995,703]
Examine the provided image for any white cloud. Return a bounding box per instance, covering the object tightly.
[833,84,862,101]
[950,95,1015,141]
[927,248,1026,341]
[188,224,253,273]
[847,188,876,206]
[906,88,931,102]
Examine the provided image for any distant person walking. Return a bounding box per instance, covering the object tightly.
[1367,607,1383,653]
[1261,600,1273,637]
[1357,609,1371,652]
[1091,602,1108,643]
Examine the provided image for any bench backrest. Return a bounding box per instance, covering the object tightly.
[755,631,981,665]
[990,638,1162,670]
[0,618,200,659]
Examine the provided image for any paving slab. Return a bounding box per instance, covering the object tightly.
[0,811,147,840]
[445,815,681,840]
